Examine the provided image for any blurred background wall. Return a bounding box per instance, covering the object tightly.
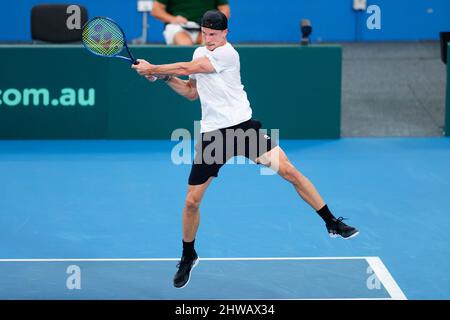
[2,0,450,43]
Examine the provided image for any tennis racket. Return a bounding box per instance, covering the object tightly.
[82,16,157,81]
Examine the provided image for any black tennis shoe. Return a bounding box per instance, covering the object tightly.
[173,251,199,289]
[326,217,359,239]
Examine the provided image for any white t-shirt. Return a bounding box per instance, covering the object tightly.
[189,42,253,133]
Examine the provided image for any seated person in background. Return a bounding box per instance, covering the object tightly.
[151,0,230,45]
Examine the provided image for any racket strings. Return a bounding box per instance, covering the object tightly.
[82,18,125,57]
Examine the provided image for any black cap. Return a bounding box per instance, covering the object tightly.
[201,10,228,30]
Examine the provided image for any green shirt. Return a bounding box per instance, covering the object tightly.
[156,0,229,24]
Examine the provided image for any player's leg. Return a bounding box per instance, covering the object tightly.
[257,146,325,210]
[183,177,214,243]
[174,128,225,289]
[256,146,359,239]
[173,177,213,289]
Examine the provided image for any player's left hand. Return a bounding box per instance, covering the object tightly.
[132,59,155,76]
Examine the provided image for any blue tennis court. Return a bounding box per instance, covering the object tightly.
[0,257,399,300]
[1,138,449,300]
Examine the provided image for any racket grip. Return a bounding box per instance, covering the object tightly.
[133,60,139,65]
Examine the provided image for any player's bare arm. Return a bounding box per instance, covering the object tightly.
[131,58,208,100]
[132,57,215,77]
[167,78,199,101]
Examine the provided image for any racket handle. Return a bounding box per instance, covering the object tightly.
[133,60,140,65]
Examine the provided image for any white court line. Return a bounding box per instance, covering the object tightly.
[366,257,407,300]
[212,298,396,301]
[0,256,373,262]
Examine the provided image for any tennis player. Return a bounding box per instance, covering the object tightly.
[132,10,359,289]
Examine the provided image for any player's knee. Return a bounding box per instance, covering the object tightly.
[278,161,298,184]
[184,194,201,212]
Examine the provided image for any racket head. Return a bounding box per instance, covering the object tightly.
[82,17,127,59]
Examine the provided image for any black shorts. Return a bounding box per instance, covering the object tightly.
[188,119,278,185]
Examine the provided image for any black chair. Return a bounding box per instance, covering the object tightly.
[31,4,88,43]
[440,32,450,65]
